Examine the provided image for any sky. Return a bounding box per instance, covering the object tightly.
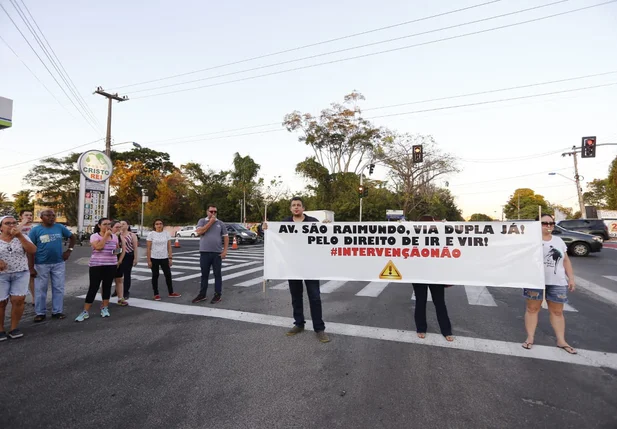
[1,0,616,219]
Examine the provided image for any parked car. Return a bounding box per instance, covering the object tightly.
[225,223,258,244]
[176,225,198,237]
[557,219,609,241]
[552,225,603,256]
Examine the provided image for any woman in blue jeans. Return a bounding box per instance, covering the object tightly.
[522,214,577,354]
[0,216,37,340]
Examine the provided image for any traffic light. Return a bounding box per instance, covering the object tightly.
[368,163,375,175]
[358,185,368,198]
[581,136,596,158]
[412,145,423,163]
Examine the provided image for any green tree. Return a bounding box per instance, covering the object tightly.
[583,178,608,208]
[283,91,383,174]
[27,153,81,225]
[12,190,34,215]
[230,153,261,222]
[469,213,493,221]
[375,133,459,219]
[0,192,15,216]
[411,187,463,221]
[607,157,617,209]
[146,171,192,225]
[182,162,236,221]
[504,188,550,220]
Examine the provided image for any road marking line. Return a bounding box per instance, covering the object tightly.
[270,282,288,290]
[234,277,264,287]
[132,267,185,275]
[136,263,200,271]
[131,275,151,281]
[603,275,617,281]
[356,282,389,297]
[412,289,433,301]
[320,281,346,293]
[541,300,578,312]
[465,286,498,307]
[80,295,617,370]
[173,261,260,282]
[576,276,617,307]
[205,266,263,284]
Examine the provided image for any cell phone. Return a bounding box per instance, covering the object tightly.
[112,248,122,255]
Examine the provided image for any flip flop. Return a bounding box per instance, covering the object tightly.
[444,335,454,342]
[522,341,533,350]
[417,333,426,339]
[557,345,577,355]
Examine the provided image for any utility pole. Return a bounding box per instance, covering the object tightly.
[94,87,128,217]
[561,146,586,219]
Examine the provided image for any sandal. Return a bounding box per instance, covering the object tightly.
[522,341,533,350]
[557,345,577,355]
[417,333,426,339]
[444,335,454,342]
[34,315,46,323]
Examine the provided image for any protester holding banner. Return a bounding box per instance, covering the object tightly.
[522,214,577,354]
[147,219,181,301]
[412,215,454,342]
[75,218,119,322]
[263,197,330,343]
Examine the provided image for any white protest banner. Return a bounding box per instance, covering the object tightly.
[264,221,544,289]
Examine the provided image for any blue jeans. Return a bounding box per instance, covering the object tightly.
[0,270,30,300]
[34,262,66,316]
[288,280,325,332]
[199,252,222,296]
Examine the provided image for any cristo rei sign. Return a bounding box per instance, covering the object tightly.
[77,150,113,232]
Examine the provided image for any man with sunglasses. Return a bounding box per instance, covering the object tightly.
[192,204,229,304]
[28,209,75,322]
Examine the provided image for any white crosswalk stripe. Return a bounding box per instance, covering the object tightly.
[235,277,265,287]
[270,282,288,290]
[411,289,433,302]
[541,300,578,312]
[464,286,497,307]
[356,282,389,297]
[174,261,260,282]
[320,281,347,293]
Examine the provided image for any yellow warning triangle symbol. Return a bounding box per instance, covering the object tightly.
[379,260,402,280]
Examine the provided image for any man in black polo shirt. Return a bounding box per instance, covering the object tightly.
[264,197,330,343]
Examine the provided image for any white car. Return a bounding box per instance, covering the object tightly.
[176,225,198,237]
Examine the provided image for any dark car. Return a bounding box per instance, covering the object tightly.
[225,223,258,244]
[557,219,609,241]
[552,225,603,256]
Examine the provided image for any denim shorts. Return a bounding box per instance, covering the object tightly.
[523,285,568,304]
[0,270,30,300]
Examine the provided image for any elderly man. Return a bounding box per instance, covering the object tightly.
[28,210,75,322]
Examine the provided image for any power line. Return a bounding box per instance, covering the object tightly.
[15,0,102,130]
[364,70,617,113]
[0,4,101,134]
[108,0,505,91]
[451,167,571,187]
[456,183,572,196]
[132,1,616,99]
[367,81,617,120]
[0,138,104,171]
[135,70,617,148]
[0,34,80,122]
[130,0,567,95]
[8,0,102,131]
[459,149,569,164]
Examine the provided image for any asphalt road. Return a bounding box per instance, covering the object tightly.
[2,240,616,429]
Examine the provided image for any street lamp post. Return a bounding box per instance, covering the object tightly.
[548,172,585,219]
[140,189,148,237]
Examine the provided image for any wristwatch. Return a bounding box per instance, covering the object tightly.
[68,248,74,251]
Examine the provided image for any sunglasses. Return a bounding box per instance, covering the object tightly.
[541,222,556,226]
[209,210,217,213]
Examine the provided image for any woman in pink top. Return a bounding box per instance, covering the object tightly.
[75,217,120,322]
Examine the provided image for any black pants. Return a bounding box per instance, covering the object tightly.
[121,252,135,297]
[413,284,452,337]
[151,258,173,295]
[288,280,325,332]
[86,265,116,304]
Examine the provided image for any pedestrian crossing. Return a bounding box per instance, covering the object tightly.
[129,245,579,312]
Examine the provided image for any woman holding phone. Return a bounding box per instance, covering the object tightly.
[75,217,119,322]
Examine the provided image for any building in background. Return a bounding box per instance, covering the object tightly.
[0,96,13,129]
